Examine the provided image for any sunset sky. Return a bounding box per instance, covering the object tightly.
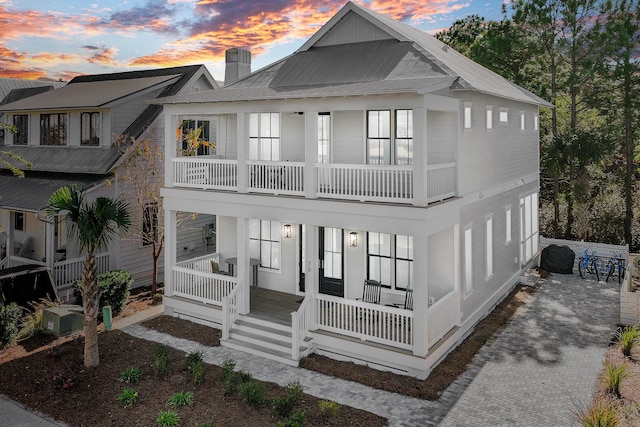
[0,0,507,83]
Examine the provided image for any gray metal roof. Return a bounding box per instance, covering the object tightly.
[4,145,122,174]
[0,75,180,111]
[0,171,106,212]
[0,79,65,104]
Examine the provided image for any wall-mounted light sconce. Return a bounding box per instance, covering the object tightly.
[349,231,358,247]
[283,224,292,238]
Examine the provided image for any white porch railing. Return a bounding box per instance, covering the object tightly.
[53,253,110,288]
[291,296,312,360]
[176,253,220,272]
[315,294,413,349]
[427,162,456,203]
[316,164,413,202]
[173,158,238,190]
[427,290,459,345]
[222,284,241,340]
[173,267,237,305]
[248,161,305,195]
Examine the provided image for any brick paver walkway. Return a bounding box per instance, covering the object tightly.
[124,273,619,426]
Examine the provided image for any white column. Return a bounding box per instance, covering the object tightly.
[412,234,429,356]
[45,218,55,271]
[236,217,250,314]
[164,209,177,297]
[7,212,15,265]
[164,113,178,187]
[306,225,319,327]
[236,113,247,193]
[412,107,428,207]
[304,111,317,199]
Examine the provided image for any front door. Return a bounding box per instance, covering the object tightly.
[319,227,344,297]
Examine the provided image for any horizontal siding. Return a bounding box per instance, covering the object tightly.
[281,113,305,161]
[217,114,237,159]
[332,110,363,163]
[427,110,455,164]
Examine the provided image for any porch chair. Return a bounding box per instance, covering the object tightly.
[357,279,382,304]
[401,289,413,310]
[211,260,221,274]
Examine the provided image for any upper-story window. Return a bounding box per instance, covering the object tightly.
[464,103,472,129]
[499,107,508,124]
[318,112,330,163]
[40,113,67,146]
[486,106,493,130]
[80,112,101,146]
[13,115,28,145]
[367,109,413,165]
[181,119,211,155]
[250,113,280,160]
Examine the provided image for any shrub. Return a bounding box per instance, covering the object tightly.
[604,361,627,398]
[167,390,193,407]
[239,380,267,407]
[119,366,142,384]
[632,256,640,279]
[74,270,133,317]
[272,381,304,417]
[191,360,205,385]
[118,387,138,407]
[16,299,57,341]
[573,397,619,427]
[276,410,306,427]
[156,410,180,427]
[221,358,236,382]
[220,358,252,394]
[318,399,341,419]
[616,326,640,357]
[0,303,22,348]
[154,344,170,377]
[186,350,203,368]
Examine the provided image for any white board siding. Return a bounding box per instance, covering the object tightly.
[217,114,237,160]
[280,113,305,162]
[427,110,455,164]
[176,213,217,262]
[332,110,364,164]
[315,11,394,47]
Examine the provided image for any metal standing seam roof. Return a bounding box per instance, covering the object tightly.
[0,78,65,104]
[0,171,107,212]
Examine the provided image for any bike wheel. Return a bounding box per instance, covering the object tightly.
[579,257,587,279]
[619,261,626,284]
[606,260,614,282]
[590,258,600,281]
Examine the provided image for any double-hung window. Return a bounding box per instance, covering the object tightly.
[367,109,413,165]
[40,113,67,145]
[181,119,211,155]
[13,115,28,145]
[249,113,280,160]
[395,109,413,165]
[81,112,101,146]
[142,203,159,246]
[249,219,280,270]
[367,232,413,290]
[318,112,330,163]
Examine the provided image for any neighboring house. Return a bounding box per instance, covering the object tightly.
[0,66,219,296]
[156,1,551,378]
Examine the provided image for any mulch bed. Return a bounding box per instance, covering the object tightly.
[140,315,221,347]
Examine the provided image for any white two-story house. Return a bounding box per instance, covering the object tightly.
[0,66,218,294]
[156,2,550,378]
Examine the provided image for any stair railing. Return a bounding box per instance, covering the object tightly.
[222,284,240,340]
[291,296,312,360]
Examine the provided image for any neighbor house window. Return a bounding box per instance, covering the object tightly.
[14,212,25,232]
[486,216,493,280]
[486,106,493,130]
[142,203,158,246]
[499,107,509,124]
[318,112,330,163]
[505,206,512,244]
[249,113,280,160]
[367,110,391,165]
[13,115,28,145]
[520,192,539,264]
[81,112,101,146]
[367,232,413,290]
[181,119,211,155]
[464,103,472,129]
[520,111,525,131]
[40,113,67,145]
[395,109,413,165]
[534,115,539,131]
[249,219,280,270]
[464,226,473,294]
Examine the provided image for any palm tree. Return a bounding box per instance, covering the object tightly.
[47,185,131,367]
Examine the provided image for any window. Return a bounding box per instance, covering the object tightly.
[534,115,539,131]
[324,227,342,280]
[142,203,158,246]
[499,108,508,124]
[318,113,330,163]
[395,109,413,165]
[367,110,391,165]
[464,227,473,294]
[486,217,493,280]
[520,192,539,264]
[14,212,25,232]
[464,103,472,129]
[520,111,525,131]
[40,113,67,145]
[367,232,413,290]
[505,206,512,244]
[249,219,280,270]
[486,106,493,130]
[249,113,280,160]
[81,112,101,146]
[13,115,28,145]
[182,119,211,155]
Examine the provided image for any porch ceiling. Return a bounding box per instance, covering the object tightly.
[0,171,106,213]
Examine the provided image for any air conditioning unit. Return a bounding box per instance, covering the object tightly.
[42,305,84,337]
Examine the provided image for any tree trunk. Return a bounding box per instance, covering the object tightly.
[82,250,100,367]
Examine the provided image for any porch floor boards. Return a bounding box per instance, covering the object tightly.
[248,287,301,325]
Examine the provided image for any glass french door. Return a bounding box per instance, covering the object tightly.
[319,227,344,297]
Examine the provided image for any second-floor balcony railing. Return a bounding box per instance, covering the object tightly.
[172,158,456,205]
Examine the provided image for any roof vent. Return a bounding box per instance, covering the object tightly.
[224,48,251,86]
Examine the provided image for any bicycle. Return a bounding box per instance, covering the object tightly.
[605,253,626,283]
[578,249,600,281]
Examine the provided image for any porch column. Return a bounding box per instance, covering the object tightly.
[164,209,177,297]
[303,111,318,199]
[7,212,15,266]
[412,235,429,356]
[306,225,319,326]
[236,217,250,314]
[412,107,428,207]
[44,218,55,271]
[164,114,178,187]
[236,113,247,193]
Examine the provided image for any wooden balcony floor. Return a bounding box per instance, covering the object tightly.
[249,287,302,325]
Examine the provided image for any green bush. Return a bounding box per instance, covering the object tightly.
[156,410,180,427]
[276,410,306,427]
[0,303,23,348]
[17,299,57,341]
[74,270,133,316]
[239,380,267,407]
[154,344,170,377]
[573,397,619,427]
[604,362,627,398]
[220,358,252,394]
[191,360,205,385]
[119,366,142,384]
[118,387,138,407]
[632,256,640,279]
[167,391,193,408]
[318,399,341,419]
[272,381,304,417]
[616,326,640,357]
